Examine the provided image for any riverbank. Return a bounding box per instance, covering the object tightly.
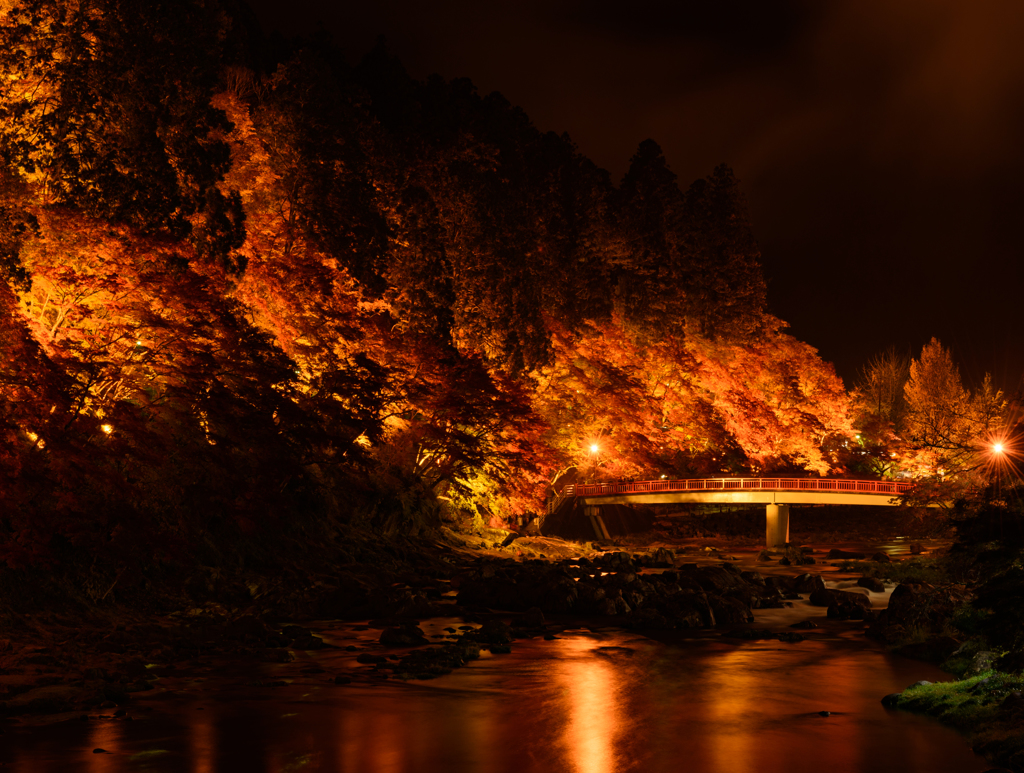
[843,500,1024,773]
[0,503,1020,770]
[0,525,898,724]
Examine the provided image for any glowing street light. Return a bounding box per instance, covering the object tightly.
[589,443,600,454]
[994,442,1004,454]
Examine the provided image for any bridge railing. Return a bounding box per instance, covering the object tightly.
[563,478,912,498]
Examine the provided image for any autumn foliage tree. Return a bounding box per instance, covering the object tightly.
[850,347,912,477]
[0,1,857,569]
[902,337,1005,483]
[0,0,244,267]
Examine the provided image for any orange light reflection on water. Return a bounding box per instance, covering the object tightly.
[704,647,759,773]
[86,715,122,773]
[189,707,215,773]
[554,637,623,773]
[336,706,410,773]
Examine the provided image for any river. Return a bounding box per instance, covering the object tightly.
[0,582,988,773]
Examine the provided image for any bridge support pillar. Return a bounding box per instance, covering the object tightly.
[765,504,790,548]
[585,505,611,541]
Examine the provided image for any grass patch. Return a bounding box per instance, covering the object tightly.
[895,671,1024,728]
[892,670,1024,768]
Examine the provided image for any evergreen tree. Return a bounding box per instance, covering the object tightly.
[678,164,767,339]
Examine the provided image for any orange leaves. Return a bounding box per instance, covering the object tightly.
[688,324,852,475]
[532,313,853,480]
[0,19,871,557]
[900,338,1007,482]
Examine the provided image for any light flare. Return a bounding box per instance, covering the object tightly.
[981,427,1022,489]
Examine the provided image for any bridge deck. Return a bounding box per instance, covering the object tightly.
[565,477,910,507]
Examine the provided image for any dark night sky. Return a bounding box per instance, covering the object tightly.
[247,0,1024,392]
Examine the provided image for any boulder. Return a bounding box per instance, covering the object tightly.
[826,549,866,560]
[810,587,871,619]
[520,607,546,629]
[966,651,997,676]
[281,625,311,641]
[856,576,886,593]
[740,571,765,587]
[290,634,325,650]
[539,577,579,613]
[465,620,513,645]
[868,582,971,649]
[650,547,675,568]
[708,595,754,625]
[780,545,815,565]
[597,597,620,616]
[379,625,429,647]
[261,648,294,663]
[626,608,671,630]
[792,573,826,595]
[808,587,833,607]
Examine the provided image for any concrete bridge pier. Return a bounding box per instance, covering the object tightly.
[585,505,611,540]
[765,504,790,547]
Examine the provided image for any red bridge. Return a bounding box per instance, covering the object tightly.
[558,477,914,546]
[564,477,911,499]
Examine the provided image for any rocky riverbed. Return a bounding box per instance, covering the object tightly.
[0,536,921,722]
[0,523,1020,771]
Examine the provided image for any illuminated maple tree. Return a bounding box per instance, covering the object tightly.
[0,3,861,560]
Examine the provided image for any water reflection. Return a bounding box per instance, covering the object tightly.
[556,637,621,773]
[88,712,122,773]
[189,707,214,773]
[704,647,759,773]
[0,629,988,773]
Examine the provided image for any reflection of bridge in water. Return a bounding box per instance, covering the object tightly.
[561,478,913,547]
